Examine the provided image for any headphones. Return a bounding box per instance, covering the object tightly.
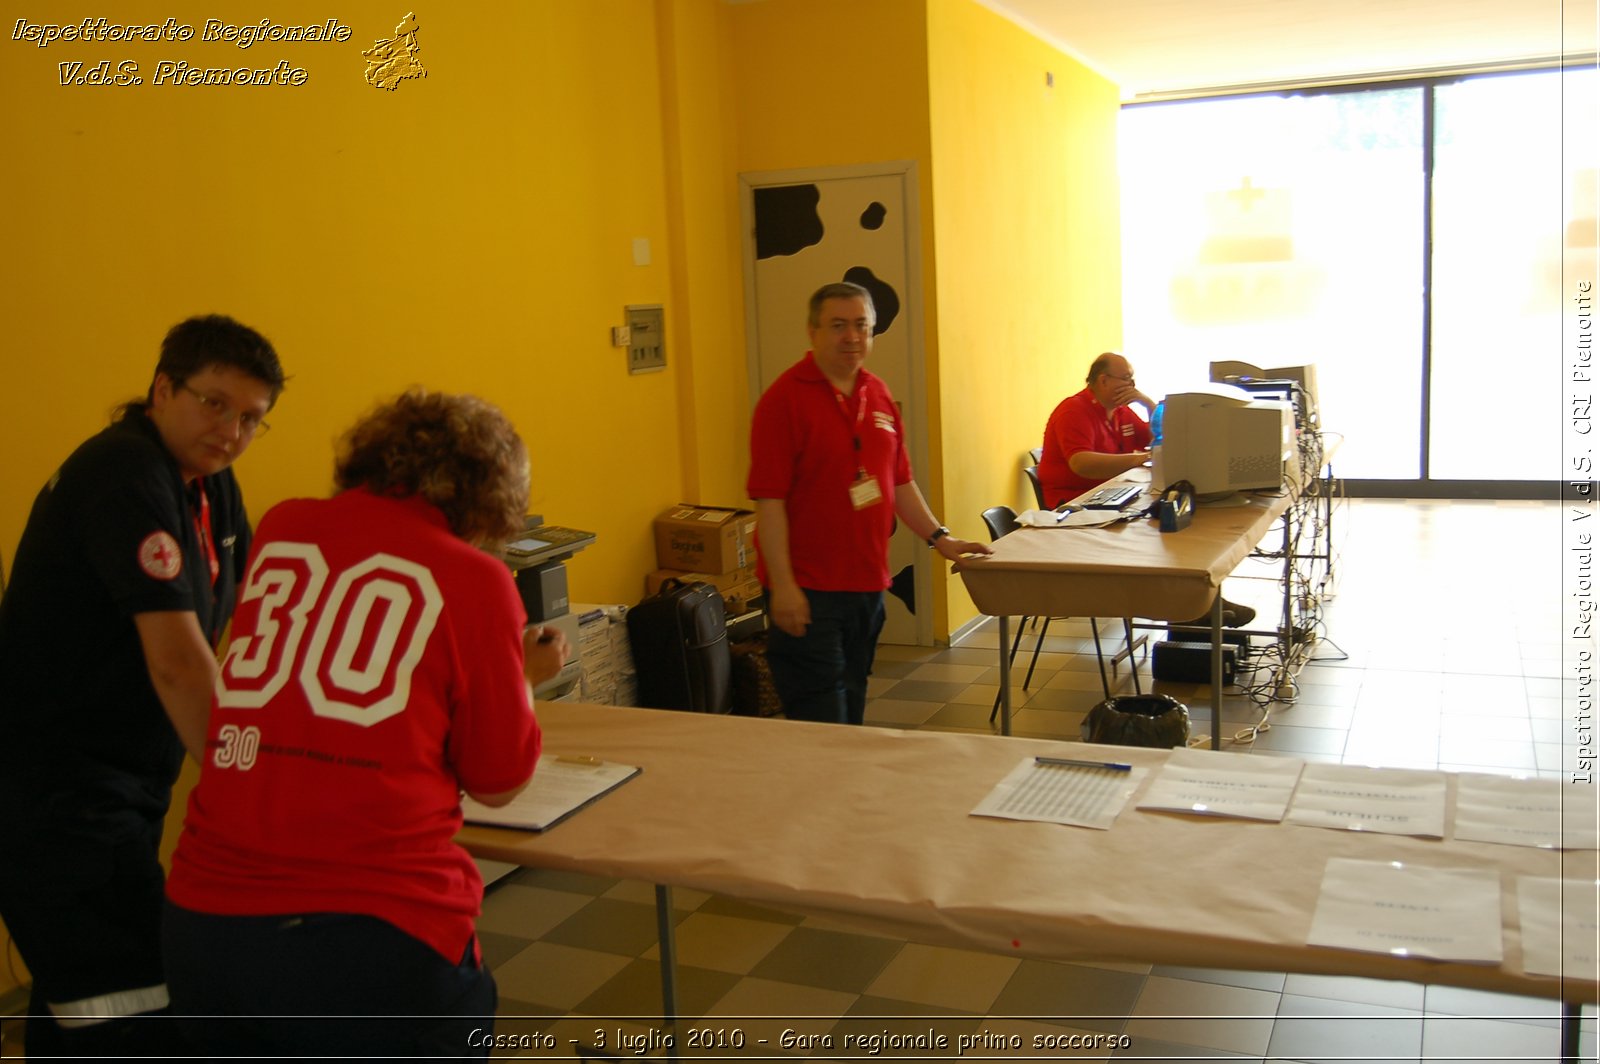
[1154,480,1195,533]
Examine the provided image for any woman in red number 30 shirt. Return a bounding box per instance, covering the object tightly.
[163,389,570,1059]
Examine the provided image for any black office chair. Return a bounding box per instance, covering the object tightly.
[981,506,1145,724]
[1028,447,1042,464]
[981,505,1040,722]
[1023,465,1046,509]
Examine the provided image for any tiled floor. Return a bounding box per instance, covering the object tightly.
[476,499,1596,1061]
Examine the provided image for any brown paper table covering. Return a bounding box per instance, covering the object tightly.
[459,703,1594,1004]
[954,490,1291,622]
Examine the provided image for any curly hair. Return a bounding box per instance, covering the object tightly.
[334,389,529,546]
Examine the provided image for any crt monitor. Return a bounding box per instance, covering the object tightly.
[1150,385,1294,499]
[1210,359,1318,427]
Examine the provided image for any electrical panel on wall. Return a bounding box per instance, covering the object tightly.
[625,305,666,374]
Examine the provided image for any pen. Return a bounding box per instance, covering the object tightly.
[1035,756,1132,772]
[557,755,602,766]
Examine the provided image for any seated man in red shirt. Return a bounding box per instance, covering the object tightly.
[1037,351,1154,508]
[1039,352,1254,628]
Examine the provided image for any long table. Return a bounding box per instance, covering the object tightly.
[460,703,1594,1042]
[957,483,1295,744]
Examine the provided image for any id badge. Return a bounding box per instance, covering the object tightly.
[849,474,883,510]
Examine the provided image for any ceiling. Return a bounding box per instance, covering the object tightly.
[978,0,1597,100]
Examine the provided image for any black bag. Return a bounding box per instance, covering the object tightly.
[1081,693,1190,748]
[729,633,784,718]
[627,579,731,713]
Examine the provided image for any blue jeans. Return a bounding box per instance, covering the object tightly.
[163,903,496,1059]
[766,589,886,725]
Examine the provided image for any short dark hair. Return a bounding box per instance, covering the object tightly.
[807,282,876,328]
[334,389,530,547]
[152,314,286,403]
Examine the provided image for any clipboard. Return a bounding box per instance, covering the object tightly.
[461,753,641,833]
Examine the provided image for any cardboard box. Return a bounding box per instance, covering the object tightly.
[645,566,753,597]
[723,579,763,616]
[653,505,756,574]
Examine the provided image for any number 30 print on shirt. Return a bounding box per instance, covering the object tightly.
[217,541,444,728]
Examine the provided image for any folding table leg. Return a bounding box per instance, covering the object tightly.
[1090,620,1112,700]
[1210,597,1224,750]
[997,615,1014,736]
[1122,618,1143,695]
[655,884,679,1059]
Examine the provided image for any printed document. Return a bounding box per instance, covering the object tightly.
[1517,877,1600,981]
[1453,773,1599,850]
[1307,858,1503,963]
[462,754,640,833]
[972,757,1147,830]
[1286,763,1448,838]
[1137,747,1304,821]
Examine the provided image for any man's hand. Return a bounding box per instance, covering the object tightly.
[934,537,992,561]
[768,582,810,637]
[523,625,571,688]
[1108,380,1155,413]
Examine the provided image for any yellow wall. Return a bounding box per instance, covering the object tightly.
[0,1,699,606]
[726,0,954,629]
[926,0,1123,628]
[655,0,750,506]
[720,0,1120,637]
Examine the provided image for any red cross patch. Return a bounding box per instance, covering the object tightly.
[138,531,183,581]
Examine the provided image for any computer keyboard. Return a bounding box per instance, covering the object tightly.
[1081,484,1143,510]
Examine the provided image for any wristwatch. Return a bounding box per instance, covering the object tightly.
[926,526,950,547]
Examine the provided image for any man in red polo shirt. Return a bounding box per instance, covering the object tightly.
[1037,352,1156,508]
[1039,352,1255,628]
[747,282,989,724]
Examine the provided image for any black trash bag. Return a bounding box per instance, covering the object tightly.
[1081,693,1190,748]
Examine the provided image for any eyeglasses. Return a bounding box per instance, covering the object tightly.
[1104,372,1136,383]
[181,383,272,435]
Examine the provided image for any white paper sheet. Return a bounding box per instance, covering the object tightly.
[1015,508,1127,528]
[1137,747,1304,821]
[1454,774,1600,850]
[1286,763,1448,838]
[972,757,1147,830]
[1308,858,1504,963]
[1518,877,1600,981]
[461,754,640,832]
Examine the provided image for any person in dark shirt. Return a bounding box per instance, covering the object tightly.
[0,315,285,1057]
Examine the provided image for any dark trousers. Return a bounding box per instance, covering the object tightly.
[162,903,497,1060]
[0,820,185,1059]
[765,589,886,725]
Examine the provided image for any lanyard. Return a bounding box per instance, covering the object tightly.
[192,480,219,587]
[834,386,869,477]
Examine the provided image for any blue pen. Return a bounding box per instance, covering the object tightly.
[1035,756,1132,772]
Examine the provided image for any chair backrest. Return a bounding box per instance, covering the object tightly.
[1028,447,1042,464]
[980,505,1019,541]
[1023,465,1046,509]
